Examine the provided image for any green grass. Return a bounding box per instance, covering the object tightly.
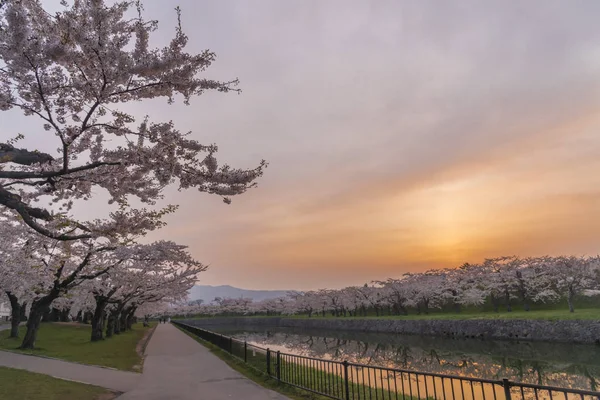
[183,308,600,321]
[174,324,427,400]
[0,322,155,371]
[289,308,600,321]
[0,366,115,400]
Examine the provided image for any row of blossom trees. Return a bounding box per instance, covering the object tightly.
[0,0,265,348]
[0,209,207,347]
[169,256,600,319]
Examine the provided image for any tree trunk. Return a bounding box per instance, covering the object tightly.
[6,292,21,338]
[90,308,105,341]
[126,309,135,330]
[20,300,49,349]
[114,312,121,334]
[491,294,499,313]
[106,312,115,338]
[454,301,461,314]
[504,290,512,312]
[119,311,128,332]
[41,307,52,322]
[83,311,92,324]
[568,290,575,313]
[50,308,61,322]
[76,310,83,323]
[20,302,28,322]
[60,308,70,322]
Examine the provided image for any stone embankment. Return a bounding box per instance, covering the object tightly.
[181,317,600,344]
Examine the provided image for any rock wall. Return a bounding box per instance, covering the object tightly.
[181,317,600,344]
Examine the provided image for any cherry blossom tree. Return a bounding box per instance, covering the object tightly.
[403,271,445,314]
[375,279,410,316]
[547,256,599,313]
[0,0,265,241]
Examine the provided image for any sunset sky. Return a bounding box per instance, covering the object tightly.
[6,1,600,290]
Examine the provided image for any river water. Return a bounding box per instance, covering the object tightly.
[211,325,600,391]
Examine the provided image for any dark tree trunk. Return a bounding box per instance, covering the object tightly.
[126,308,136,330]
[119,311,128,332]
[20,302,27,322]
[91,297,108,342]
[568,290,575,313]
[21,299,51,349]
[106,311,115,338]
[491,294,499,313]
[50,308,61,322]
[505,290,512,312]
[454,301,461,314]
[113,312,121,334]
[41,307,52,322]
[60,308,70,322]
[6,292,21,338]
[83,311,92,324]
[76,310,83,323]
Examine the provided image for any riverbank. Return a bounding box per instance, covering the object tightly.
[180,316,600,344]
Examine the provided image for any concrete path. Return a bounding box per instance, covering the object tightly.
[118,323,288,400]
[0,323,288,399]
[0,351,141,392]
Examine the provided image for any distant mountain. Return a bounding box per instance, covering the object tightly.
[187,285,290,304]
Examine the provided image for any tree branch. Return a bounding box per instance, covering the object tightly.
[0,160,120,179]
[0,144,54,166]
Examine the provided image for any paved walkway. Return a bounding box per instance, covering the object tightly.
[0,323,288,399]
[118,323,287,399]
[0,351,140,392]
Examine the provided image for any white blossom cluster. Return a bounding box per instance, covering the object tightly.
[0,0,265,240]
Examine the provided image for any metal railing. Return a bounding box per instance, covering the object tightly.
[173,321,600,400]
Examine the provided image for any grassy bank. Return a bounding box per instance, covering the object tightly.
[180,308,600,321]
[0,322,154,371]
[291,308,600,321]
[174,324,426,400]
[0,367,115,400]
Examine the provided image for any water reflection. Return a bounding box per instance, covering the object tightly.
[212,325,600,391]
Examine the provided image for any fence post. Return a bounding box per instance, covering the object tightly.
[343,361,350,400]
[244,341,247,363]
[266,348,271,376]
[502,379,512,400]
[276,351,281,382]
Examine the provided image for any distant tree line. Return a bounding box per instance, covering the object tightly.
[169,256,600,318]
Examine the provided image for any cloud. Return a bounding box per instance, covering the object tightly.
[5,0,600,290]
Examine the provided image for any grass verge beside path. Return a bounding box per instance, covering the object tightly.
[0,322,154,371]
[0,366,116,400]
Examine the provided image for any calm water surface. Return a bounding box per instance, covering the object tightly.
[212,325,600,391]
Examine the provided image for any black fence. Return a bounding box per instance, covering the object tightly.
[173,321,600,400]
